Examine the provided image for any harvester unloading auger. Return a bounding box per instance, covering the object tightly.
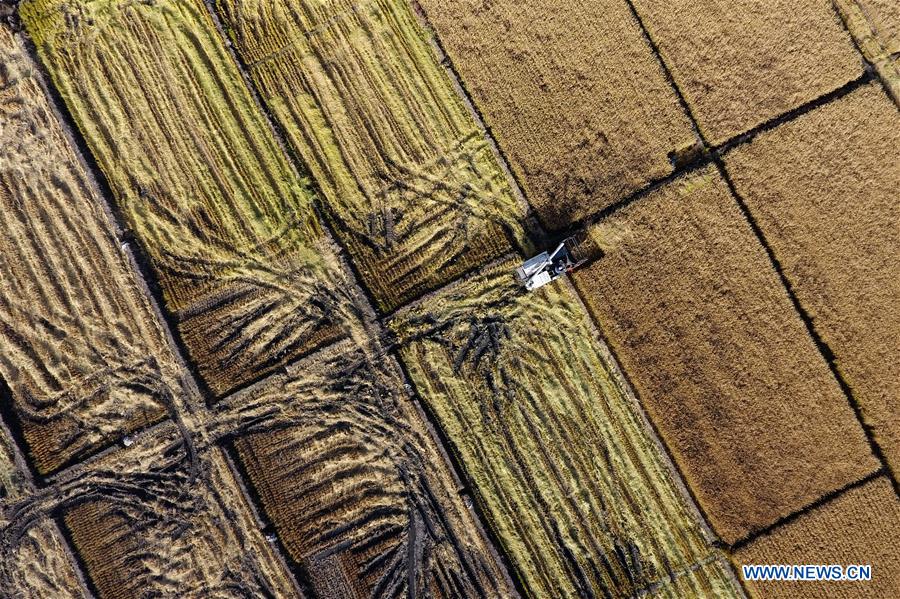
[516,231,596,291]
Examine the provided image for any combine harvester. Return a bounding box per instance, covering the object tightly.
[516,232,596,291]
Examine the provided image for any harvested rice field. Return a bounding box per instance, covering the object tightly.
[3,0,899,597]
[21,0,349,398]
[417,0,697,230]
[0,23,172,475]
[222,341,511,598]
[630,0,863,144]
[725,84,900,475]
[733,476,900,598]
[390,260,738,597]
[217,0,526,311]
[572,168,879,544]
[45,424,296,597]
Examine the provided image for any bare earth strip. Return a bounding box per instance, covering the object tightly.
[21,0,350,397]
[733,476,900,599]
[834,0,900,103]
[0,24,170,474]
[572,168,879,544]
[390,261,739,598]
[0,429,86,597]
[725,84,900,474]
[217,0,525,311]
[217,340,513,598]
[631,0,863,144]
[416,0,697,230]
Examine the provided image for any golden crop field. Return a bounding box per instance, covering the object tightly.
[219,341,511,598]
[21,0,349,397]
[0,23,172,475]
[215,0,526,311]
[5,0,897,596]
[390,260,739,598]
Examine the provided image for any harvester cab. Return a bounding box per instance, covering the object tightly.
[516,234,588,291]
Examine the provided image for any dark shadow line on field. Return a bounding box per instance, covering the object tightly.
[411,2,747,594]
[714,161,900,495]
[830,0,900,109]
[728,469,885,553]
[389,348,528,599]
[218,442,319,599]
[13,30,220,410]
[202,2,526,595]
[626,0,900,525]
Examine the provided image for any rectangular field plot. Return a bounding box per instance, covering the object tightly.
[21,0,348,397]
[57,425,298,598]
[217,0,524,311]
[0,24,171,474]
[631,0,862,143]
[417,0,696,230]
[572,167,879,544]
[726,85,900,477]
[389,261,738,598]
[217,341,512,598]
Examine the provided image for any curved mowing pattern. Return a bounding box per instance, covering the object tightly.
[390,261,739,598]
[216,0,525,311]
[21,0,348,397]
[0,24,170,475]
[7,425,299,598]
[218,341,513,598]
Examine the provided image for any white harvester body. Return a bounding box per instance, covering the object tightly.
[516,236,588,291]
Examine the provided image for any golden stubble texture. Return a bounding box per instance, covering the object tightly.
[21,0,351,397]
[0,23,172,475]
[217,0,526,311]
[54,425,299,598]
[390,260,740,598]
[222,341,513,598]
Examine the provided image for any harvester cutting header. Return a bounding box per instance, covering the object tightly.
[516,233,592,291]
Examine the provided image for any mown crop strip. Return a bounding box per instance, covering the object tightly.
[21,0,349,398]
[390,260,739,598]
[0,23,174,476]
[215,0,526,311]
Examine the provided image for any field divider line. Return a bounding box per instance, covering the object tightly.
[411,2,748,594]
[217,442,318,598]
[409,0,546,251]
[728,468,885,552]
[626,0,900,528]
[201,2,526,594]
[51,513,103,599]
